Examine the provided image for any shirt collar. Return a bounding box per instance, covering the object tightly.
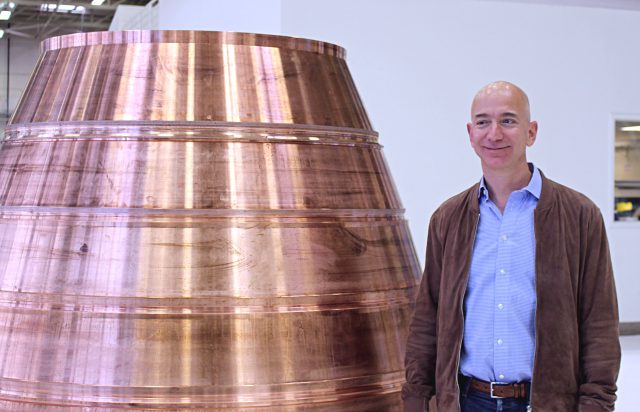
[478,163,542,201]
[525,165,542,200]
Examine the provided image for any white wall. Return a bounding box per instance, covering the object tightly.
[109,4,159,31]
[281,0,640,322]
[157,0,282,34]
[0,37,41,117]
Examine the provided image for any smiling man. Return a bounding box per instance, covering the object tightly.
[402,81,620,411]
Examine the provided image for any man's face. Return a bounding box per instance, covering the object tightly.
[467,88,537,174]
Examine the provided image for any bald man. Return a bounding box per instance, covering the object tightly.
[402,82,620,411]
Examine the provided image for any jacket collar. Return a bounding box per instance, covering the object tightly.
[536,169,555,212]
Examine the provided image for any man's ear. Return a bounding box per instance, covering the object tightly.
[527,121,538,147]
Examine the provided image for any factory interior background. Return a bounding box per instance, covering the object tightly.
[0,0,638,410]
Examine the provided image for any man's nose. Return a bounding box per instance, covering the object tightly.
[487,123,503,141]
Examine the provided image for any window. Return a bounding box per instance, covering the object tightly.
[614,120,640,221]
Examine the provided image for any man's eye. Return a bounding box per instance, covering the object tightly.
[476,120,489,127]
[502,119,516,125]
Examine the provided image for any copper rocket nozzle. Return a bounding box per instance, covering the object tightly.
[0,30,420,411]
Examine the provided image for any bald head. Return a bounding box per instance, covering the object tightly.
[467,80,538,176]
[471,81,531,122]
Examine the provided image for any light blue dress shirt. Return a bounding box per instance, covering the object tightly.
[459,165,541,383]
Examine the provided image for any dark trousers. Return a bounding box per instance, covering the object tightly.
[459,376,530,412]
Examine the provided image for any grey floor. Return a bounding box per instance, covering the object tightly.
[618,335,640,411]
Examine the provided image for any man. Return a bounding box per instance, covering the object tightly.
[402,81,620,411]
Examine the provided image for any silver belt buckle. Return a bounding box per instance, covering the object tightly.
[490,381,506,399]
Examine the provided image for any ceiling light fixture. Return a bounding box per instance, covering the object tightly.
[620,126,640,132]
[39,3,86,13]
[0,29,4,39]
[91,0,106,5]
[0,10,11,20]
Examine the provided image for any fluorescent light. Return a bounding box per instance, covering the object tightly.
[8,2,15,8]
[40,3,86,13]
[0,29,4,39]
[40,4,57,11]
[91,0,106,5]
[620,126,640,132]
[0,10,11,20]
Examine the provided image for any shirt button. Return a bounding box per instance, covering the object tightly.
[499,374,505,380]
[501,234,508,241]
[498,303,504,310]
[499,269,507,275]
[497,339,503,345]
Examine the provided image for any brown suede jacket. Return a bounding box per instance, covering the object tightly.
[402,171,620,411]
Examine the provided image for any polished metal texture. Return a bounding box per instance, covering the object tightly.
[0,31,420,411]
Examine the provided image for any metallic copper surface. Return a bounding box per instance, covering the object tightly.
[0,30,420,411]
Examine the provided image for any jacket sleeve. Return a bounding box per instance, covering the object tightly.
[577,209,621,411]
[402,212,443,412]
